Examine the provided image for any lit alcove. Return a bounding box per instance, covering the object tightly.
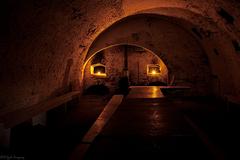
[83,45,169,92]
[90,63,107,77]
[147,64,161,76]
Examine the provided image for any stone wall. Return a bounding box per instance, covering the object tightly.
[87,16,213,96]
[2,0,240,114]
[83,45,168,93]
[127,46,168,85]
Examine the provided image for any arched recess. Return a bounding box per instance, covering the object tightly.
[83,43,169,73]
[80,11,240,96]
[82,44,169,93]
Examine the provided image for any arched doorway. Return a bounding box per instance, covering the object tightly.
[82,44,169,94]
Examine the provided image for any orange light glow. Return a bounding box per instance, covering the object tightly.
[147,64,161,76]
[95,71,106,77]
[151,70,156,75]
[90,64,107,77]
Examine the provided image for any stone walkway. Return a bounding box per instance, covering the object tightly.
[82,87,213,160]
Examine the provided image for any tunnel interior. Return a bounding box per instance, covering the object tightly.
[1,0,240,160]
[83,45,169,94]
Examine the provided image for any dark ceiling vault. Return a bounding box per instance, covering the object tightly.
[1,0,240,113]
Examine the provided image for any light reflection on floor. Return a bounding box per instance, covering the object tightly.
[127,86,164,99]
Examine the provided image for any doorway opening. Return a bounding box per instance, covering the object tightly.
[82,44,169,94]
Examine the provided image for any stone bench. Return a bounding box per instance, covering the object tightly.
[0,91,80,148]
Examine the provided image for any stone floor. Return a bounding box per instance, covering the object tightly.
[127,86,164,98]
[8,87,236,160]
[82,87,229,160]
[83,87,215,160]
[9,95,110,160]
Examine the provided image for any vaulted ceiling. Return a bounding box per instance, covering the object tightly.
[2,0,240,113]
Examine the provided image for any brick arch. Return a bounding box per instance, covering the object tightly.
[82,11,239,96]
[82,14,213,95]
[82,44,170,92]
[83,43,170,73]
[3,1,240,112]
[82,43,170,87]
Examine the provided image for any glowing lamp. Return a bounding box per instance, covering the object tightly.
[151,70,156,75]
[90,63,107,77]
[147,64,161,76]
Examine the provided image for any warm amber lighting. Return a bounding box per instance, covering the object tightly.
[90,63,107,77]
[151,70,156,75]
[147,64,161,76]
[95,71,106,77]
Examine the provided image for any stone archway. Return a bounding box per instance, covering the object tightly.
[82,15,213,96]
[82,44,169,93]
